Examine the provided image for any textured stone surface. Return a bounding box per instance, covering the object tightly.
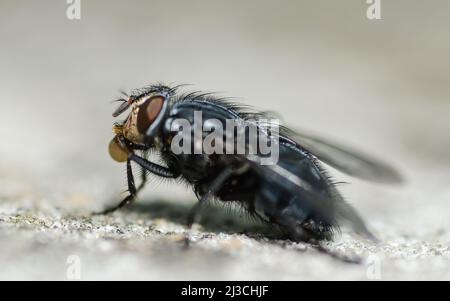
[0,181,449,280]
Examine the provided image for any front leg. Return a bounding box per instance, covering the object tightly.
[97,154,178,215]
[129,154,180,178]
[96,159,139,214]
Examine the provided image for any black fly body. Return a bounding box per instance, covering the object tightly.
[104,84,402,245]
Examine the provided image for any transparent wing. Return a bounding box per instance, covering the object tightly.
[281,127,403,184]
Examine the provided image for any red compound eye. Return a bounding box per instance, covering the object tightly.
[136,96,165,134]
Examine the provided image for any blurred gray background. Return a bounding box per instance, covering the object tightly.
[0,0,449,280]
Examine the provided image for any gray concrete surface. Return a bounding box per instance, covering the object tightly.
[0,0,449,280]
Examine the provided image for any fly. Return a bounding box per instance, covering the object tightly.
[103,84,402,245]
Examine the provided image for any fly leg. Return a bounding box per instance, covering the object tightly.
[186,162,250,227]
[129,154,180,178]
[96,159,139,214]
[183,168,234,248]
[133,152,148,192]
[187,168,234,228]
[136,160,147,191]
[311,244,363,264]
[280,214,362,264]
[97,154,178,215]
